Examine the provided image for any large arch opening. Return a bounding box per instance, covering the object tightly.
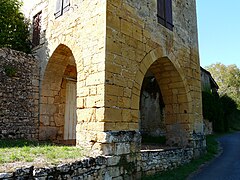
[39,44,77,145]
[140,70,166,141]
[139,57,192,147]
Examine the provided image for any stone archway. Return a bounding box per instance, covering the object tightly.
[39,44,77,144]
[132,47,193,147]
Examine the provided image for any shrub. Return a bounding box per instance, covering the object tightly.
[220,95,237,131]
[202,92,224,132]
[202,92,240,132]
[0,0,31,53]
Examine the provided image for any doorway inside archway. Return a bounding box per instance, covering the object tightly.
[39,44,77,145]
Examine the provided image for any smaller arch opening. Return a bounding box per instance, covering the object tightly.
[39,44,77,145]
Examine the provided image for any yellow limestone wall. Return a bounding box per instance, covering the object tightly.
[104,0,203,147]
[29,0,107,144]
[29,0,203,153]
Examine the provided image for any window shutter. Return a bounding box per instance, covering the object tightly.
[165,0,173,30]
[63,0,70,13]
[157,0,165,26]
[55,0,63,18]
[32,12,42,47]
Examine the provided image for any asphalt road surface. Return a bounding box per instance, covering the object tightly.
[189,132,240,180]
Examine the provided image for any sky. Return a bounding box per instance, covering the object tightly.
[196,1,240,68]
[22,0,34,14]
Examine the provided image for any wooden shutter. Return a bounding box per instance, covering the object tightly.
[32,12,42,47]
[63,0,70,13]
[55,0,63,18]
[157,0,165,25]
[165,0,173,30]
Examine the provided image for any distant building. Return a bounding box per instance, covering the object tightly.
[201,67,219,93]
[200,67,219,135]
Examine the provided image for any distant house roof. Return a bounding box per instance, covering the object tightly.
[200,67,219,90]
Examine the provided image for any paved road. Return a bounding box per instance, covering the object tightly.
[189,132,240,180]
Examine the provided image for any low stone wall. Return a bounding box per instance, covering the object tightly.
[204,119,213,135]
[140,148,193,176]
[0,48,39,139]
[0,148,196,179]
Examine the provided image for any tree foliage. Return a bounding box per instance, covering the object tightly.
[202,92,224,132]
[0,0,30,53]
[220,95,237,131]
[202,92,239,132]
[206,63,240,108]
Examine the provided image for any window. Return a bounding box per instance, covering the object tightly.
[32,11,42,47]
[157,0,174,31]
[55,0,70,18]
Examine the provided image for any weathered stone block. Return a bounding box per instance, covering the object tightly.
[121,19,132,37]
[107,156,121,166]
[107,11,121,30]
[39,127,58,140]
[105,108,122,122]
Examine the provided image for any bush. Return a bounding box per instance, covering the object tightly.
[220,95,237,131]
[202,92,240,133]
[0,0,30,53]
[202,92,224,132]
[228,110,240,131]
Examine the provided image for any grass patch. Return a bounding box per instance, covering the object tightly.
[0,139,84,165]
[142,135,220,180]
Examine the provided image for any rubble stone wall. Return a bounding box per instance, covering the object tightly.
[0,148,195,179]
[0,48,39,139]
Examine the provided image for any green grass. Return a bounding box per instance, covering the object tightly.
[0,134,222,176]
[142,135,220,180]
[0,139,84,165]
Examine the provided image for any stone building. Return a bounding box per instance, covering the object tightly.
[26,0,204,155]
[201,67,219,93]
[200,67,219,135]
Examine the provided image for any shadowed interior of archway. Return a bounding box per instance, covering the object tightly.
[140,70,166,139]
[140,57,192,149]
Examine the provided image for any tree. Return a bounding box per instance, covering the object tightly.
[206,63,240,108]
[0,0,30,53]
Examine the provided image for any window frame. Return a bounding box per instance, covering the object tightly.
[157,0,174,31]
[32,11,42,47]
[54,0,70,19]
